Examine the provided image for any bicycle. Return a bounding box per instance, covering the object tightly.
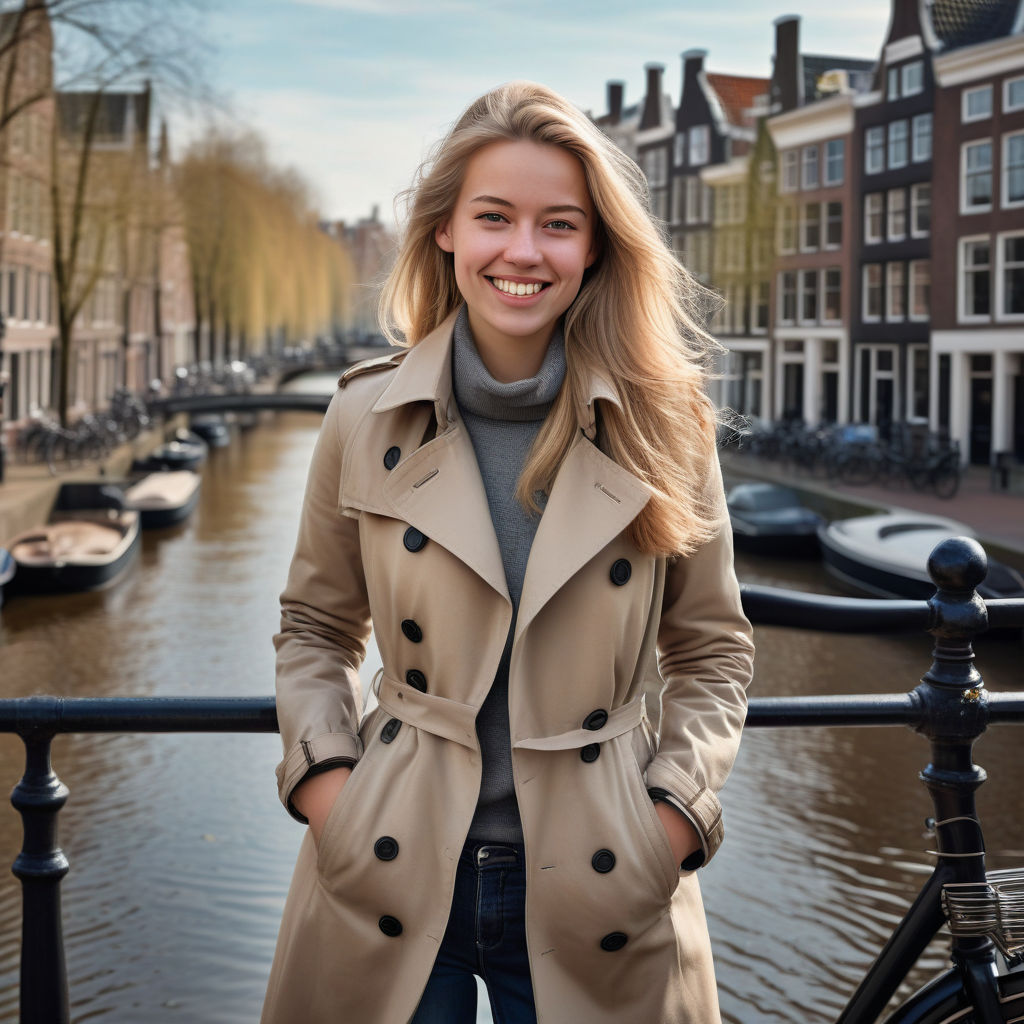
[744,537,1024,1022]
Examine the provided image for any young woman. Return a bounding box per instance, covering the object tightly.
[261,81,754,1024]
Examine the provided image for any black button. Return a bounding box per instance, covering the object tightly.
[610,558,632,586]
[381,718,401,743]
[403,527,427,552]
[600,932,628,952]
[583,709,608,731]
[374,836,399,861]
[378,915,403,937]
[592,849,616,873]
[580,743,600,763]
[383,446,401,470]
[401,619,423,643]
[406,670,427,692]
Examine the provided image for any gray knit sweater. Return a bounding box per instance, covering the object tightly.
[451,307,566,842]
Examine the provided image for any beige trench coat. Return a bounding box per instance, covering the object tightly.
[261,310,754,1024]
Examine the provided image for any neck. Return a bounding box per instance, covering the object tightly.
[466,310,555,382]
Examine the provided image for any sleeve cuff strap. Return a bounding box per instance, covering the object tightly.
[276,732,362,820]
[645,762,725,865]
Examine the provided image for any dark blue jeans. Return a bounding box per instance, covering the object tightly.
[411,841,537,1024]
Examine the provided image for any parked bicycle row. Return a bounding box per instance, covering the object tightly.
[724,418,963,498]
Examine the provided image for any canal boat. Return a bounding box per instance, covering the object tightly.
[189,414,231,448]
[6,482,140,595]
[0,548,15,607]
[818,512,1024,602]
[123,470,201,528]
[132,428,208,473]
[726,482,824,556]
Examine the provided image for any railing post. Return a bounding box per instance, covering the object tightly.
[10,698,70,1024]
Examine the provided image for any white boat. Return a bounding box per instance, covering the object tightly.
[818,512,1024,601]
[123,471,201,528]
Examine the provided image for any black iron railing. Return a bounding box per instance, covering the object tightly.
[2,537,1023,1023]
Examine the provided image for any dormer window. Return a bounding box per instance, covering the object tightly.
[689,125,709,166]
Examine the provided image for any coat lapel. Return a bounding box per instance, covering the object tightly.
[515,431,650,640]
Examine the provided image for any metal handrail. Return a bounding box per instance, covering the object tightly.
[2,536,1023,1023]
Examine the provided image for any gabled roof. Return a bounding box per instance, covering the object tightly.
[928,0,1021,50]
[705,73,770,129]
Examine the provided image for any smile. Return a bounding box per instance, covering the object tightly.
[487,277,548,296]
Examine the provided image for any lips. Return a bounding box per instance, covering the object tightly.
[487,276,549,296]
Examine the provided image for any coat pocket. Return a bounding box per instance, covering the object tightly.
[622,739,682,899]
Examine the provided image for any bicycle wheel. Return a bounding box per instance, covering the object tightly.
[883,964,1024,1023]
[931,461,962,500]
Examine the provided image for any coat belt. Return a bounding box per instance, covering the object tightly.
[377,674,645,753]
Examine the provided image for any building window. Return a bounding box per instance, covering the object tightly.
[887,188,906,241]
[689,125,709,166]
[753,280,769,332]
[961,238,991,319]
[912,113,932,162]
[911,182,930,237]
[642,147,668,188]
[824,139,844,186]
[909,260,930,320]
[823,268,841,323]
[1004,131,1024,207]
[1005,76,1024,113]
[800,269,818,323]
[674,132,686,166]
[886,262,905,321]
[865,127,884,174]
[802,145,819,189]
[781,150,799,192]
[779,271,797,323]
[685,177,700,223]
[650,187,668,221]
[888,120,908,170]
[963,84,993,122]
[825,200,842,248]
[1000,233,1024,317]
[888,66,899,100]
[963,140,993,212]
[909,345,929,420]
[902,60,923,97]
[779,204,796,253]
[864,193,883,244]
[800,202,820,251]
[863,263,882,321]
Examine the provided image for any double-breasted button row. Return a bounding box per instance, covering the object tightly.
[580,707,608,762]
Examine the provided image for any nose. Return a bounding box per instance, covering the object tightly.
[503,224,541,266]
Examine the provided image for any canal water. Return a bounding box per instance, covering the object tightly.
[0,376,1021,1022]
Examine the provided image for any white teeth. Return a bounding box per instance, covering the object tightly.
[491,278,542,295]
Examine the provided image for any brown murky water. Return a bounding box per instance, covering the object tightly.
[0,382,1020,1022]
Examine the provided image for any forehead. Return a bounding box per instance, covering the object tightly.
[458,139,593,211]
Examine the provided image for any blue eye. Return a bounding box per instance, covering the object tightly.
[547,220,575,231]
[478,212,506,223]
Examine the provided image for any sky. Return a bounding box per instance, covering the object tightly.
[190,0,893,225]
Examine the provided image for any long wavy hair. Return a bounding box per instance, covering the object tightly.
[380,81,722,557]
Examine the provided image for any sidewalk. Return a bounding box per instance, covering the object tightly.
[720,449,1024,564]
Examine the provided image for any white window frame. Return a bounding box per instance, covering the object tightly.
[778,270,797,325]
[1005,75,1024,113]
[674,132,686,167]
[822,267,842,325]
[912,113,932,162]
[778,204,796,254]
[887,188,907,242]
[824,200,842,249]
[958,234,992,323]
[910,182,931,238]
[909,259,930,322]
[865,126,884,174]
[888,66,900,101]
[800,201,821,252]
[886,262,906,322]
[802,145,819,189]
[1002,129,1024,209]
[862,263,882,323]
[751,280,769,335]
[995,230,1024,321]
[961,139,993,214]
[685,176,700,224]
[962,84,993,123]
[864,193,883,244]
[906,343,930,422]
[781,150,799,192]
[689,125,709,166]
[901,60,923,97]
[798,268,819,325]
[824,139,844,186]
[888,120,909,170]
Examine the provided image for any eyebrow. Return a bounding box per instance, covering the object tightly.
[468,195,589,219]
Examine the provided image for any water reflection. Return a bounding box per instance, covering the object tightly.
[0,396,1019,1023]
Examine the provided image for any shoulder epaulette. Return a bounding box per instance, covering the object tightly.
[338,349,409,389]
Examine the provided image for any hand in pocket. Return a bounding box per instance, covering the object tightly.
[293,766,352,847]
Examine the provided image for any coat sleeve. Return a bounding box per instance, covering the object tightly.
[644,457,754,867]
[273,389,372,821]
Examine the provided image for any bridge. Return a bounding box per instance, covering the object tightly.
[149,390,332,417]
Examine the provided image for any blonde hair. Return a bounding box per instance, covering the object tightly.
[381,81,721,557]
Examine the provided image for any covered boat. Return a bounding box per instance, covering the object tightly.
[132,429,208,473]
[6,483,140,595]
[818,512,1024,601]
[726,482,824,556]
[123,470,201,528]
[189,414,230,448]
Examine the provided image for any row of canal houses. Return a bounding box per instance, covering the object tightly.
[595,0,1024,468]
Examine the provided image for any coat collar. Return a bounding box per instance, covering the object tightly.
[371,307,623,438]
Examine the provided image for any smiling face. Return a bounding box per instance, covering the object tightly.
[435,138,598,382]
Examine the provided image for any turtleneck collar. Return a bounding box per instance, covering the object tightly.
[451,305,566,423]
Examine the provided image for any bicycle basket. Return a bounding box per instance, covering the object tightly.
[942,868,1024,961]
